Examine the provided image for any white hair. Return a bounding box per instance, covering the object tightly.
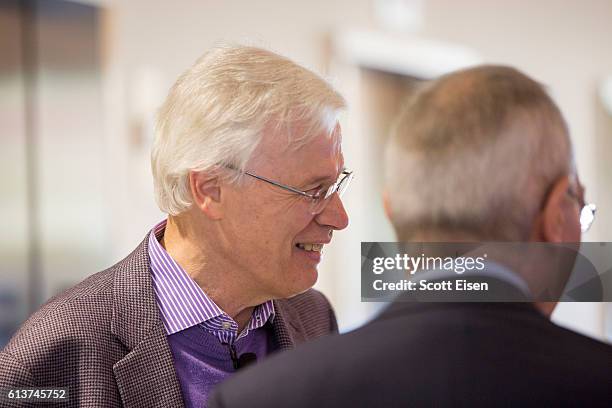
[152,44,346,215]
[385,65,573,241]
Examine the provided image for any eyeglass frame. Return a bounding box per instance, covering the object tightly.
[567,185,597,233]
[227,166,353,214]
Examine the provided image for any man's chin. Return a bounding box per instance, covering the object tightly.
[278,269,319,299]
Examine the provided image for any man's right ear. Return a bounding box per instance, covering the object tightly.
[537,175,576,243]
[189,170,223,220]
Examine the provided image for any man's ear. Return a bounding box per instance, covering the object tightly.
[189,170,223,220]
[382,189,392,220]
[539,176,572,243]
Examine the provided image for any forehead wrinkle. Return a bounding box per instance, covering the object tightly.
[302,159,345,188]
[251,120,344,187]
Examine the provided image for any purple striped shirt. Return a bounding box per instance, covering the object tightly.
[148,220,275,344]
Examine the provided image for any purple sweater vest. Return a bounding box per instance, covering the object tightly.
[168,324,274,407]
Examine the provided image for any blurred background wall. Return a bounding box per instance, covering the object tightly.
[1,0,611,346]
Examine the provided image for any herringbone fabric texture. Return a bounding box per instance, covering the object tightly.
[0,233,337,407]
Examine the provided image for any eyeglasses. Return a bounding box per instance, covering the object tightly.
[579,203,597,233]
[238,168,353,215]
[567,187,597,233]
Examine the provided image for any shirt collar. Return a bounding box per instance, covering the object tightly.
[148,219,275,335]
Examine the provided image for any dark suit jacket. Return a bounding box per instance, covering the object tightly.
[209,288,612,407]
[0,233,337,407]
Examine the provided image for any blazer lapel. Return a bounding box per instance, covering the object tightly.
[111,235,184,407]
[271,298,306,350]
[113,321,184,407]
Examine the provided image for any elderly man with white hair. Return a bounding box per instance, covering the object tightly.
[0,45,351,407]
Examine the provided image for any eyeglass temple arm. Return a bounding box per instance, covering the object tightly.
[243,171,317,199]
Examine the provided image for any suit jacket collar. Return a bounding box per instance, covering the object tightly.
[271,298,306,350]
[111,235,159,350]
[111,233,185,406]
[110,232,303,406]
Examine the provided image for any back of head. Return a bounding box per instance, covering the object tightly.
[385,65,572,241]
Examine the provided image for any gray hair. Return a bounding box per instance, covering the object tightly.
[152,44,346,215]
[385,65,573,241]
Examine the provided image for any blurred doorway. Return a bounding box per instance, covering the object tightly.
[319,30,481,331]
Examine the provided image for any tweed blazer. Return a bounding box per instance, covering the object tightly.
[0,233,338,407]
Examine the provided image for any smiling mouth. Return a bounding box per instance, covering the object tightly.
[296,243,324,252]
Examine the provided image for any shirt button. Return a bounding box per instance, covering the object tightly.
[222,322,231,330]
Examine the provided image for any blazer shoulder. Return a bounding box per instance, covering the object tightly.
[5,238,149,354]
[12,267,114,334]
[0,349,35,389]
[285,288,338,334]
[3,266,118,368]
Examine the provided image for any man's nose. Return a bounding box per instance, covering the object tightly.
[315,193,349,231]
